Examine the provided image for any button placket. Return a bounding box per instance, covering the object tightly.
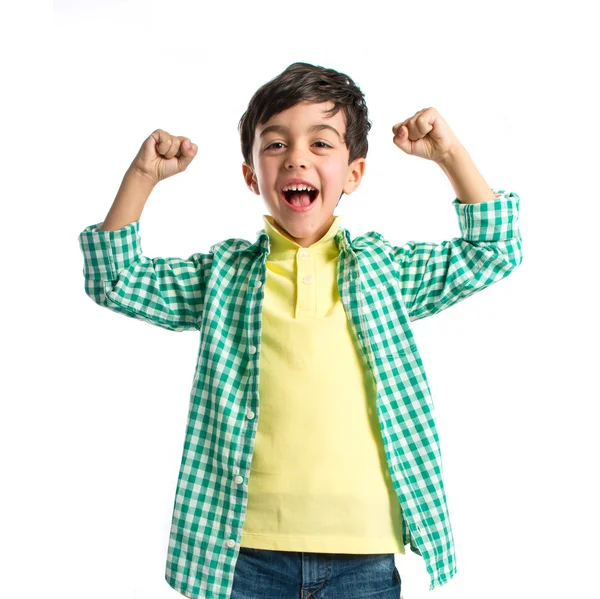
[296,248,316,316]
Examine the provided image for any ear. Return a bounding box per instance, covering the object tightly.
[242,163,259,194]
[343,158,366,195]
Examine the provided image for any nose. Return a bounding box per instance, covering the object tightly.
[285,144,311,169]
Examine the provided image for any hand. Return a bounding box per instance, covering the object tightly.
[129,129,198,185]
[392,107,462,163]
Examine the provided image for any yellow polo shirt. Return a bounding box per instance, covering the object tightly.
[240,214,405,554]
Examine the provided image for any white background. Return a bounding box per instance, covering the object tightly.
[3,1,599,598]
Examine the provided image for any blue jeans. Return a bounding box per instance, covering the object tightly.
[231,547,402,599]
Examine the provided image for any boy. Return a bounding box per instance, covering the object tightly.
[78,62,522,599]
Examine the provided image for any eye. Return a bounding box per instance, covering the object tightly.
[265,141,332,150]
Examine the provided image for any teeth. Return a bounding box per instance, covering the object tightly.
[282,184,317,192]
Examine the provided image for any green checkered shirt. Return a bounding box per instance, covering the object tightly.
[78,189,522,597]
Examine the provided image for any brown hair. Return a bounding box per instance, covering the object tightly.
[238,62,372,172]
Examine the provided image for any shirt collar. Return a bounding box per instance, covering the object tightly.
[246,215,356,256]
[259,214,344,258]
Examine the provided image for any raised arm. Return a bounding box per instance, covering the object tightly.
[389,190,522,322]
[78,130,210,332]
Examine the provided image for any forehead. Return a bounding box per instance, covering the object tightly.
[257,100,346,138]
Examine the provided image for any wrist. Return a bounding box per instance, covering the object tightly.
[126,165,158,190]
[435,143,466,168]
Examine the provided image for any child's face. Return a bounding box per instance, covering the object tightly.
[243,100,365,248]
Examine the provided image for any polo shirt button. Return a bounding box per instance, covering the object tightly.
[249,346,256,354]
[302,274,313,284]
[298,250,309,259]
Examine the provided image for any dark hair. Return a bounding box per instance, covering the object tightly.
[238,62,372,171]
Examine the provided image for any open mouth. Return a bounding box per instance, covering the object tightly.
[281,189,319,207]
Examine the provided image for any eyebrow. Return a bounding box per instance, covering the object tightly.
[259,124,343,142]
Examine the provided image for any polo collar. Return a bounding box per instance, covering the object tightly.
[250,215,356,255]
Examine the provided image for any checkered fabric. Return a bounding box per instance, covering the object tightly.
[78,190,522,597]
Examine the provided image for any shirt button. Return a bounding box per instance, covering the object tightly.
[247,410,255,419]
[249,346,257,354]
[302,274,313,284]
[255,280,262,288]
[298,250,309,259]
[234,475,243,484]
[226,539,236,548]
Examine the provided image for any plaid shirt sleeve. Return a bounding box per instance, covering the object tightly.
[388,189,522,322]
[78,220,212,332]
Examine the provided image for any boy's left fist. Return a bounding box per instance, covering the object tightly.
[392,107,462,163]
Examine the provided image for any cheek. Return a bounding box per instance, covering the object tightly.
[255,161,275,187]
[320,160,347,190]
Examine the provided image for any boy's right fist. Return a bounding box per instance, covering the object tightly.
[129,129,198,185]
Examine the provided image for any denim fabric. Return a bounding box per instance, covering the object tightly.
[231,547,402,598]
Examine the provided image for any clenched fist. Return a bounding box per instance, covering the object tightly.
[129,129,198,185]
[392,107,461,163]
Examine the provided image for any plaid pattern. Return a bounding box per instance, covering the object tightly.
[78,189,522,597]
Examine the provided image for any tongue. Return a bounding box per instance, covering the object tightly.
[289,192,311,206]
